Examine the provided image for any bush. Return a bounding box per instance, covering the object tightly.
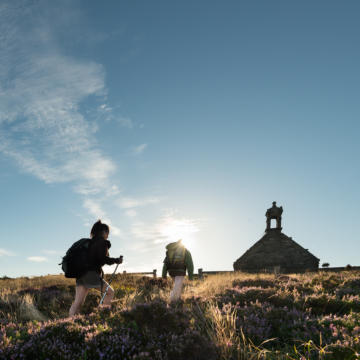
[0,301,217,360]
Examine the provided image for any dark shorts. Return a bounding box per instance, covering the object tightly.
[76,270,109,289]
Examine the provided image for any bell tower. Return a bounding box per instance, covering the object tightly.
[265,201,283,232]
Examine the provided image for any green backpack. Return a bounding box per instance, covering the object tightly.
[166,244,186,268]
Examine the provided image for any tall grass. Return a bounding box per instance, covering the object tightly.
[0,274,73,291]
[183,272,283,299]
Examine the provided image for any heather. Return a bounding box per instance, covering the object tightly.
[1,272,360,359]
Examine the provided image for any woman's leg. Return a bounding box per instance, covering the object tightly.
[69,285,89,316]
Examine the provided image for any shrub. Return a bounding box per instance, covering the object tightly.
[0,302,217,360]
[232,279,275,288]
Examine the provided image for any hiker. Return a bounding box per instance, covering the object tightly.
[69,220,122,316]
[162,239,194,302]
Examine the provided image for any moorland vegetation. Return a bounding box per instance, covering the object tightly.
[1,271,360,359]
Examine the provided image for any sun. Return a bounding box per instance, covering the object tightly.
[158,217,199,249]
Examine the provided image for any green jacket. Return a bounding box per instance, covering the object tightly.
[162,246,194,280]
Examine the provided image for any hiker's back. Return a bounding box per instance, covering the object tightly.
[165,242,186,277]
[86,236,111,272]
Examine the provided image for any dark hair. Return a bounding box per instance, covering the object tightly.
[90,220,110,238]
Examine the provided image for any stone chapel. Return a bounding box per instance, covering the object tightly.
[233,202,319,273]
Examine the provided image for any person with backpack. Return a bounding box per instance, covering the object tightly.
[68,220,122,316]
[162,239,194,302]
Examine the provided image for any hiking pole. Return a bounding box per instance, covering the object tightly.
[100,256,122,305]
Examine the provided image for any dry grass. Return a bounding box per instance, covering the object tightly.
[2,271,359,359]
[0,290,47,322]
[0,274,73,291]
[183,272,293,300]
[0,271,303,322]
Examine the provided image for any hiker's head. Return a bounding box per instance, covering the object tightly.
[176,239,184,248]
[90,220,110,239]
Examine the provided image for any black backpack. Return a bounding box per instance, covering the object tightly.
[60,238,93,278]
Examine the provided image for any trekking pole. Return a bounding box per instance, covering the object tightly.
[100,257,122,305]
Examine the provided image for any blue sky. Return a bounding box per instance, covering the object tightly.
[0,0,359,277]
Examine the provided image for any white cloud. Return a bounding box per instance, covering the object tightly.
[27,256,48,263]
[0,3,115,196]
[132,143,148,155]
[82,199,123,238]
[109,225,123,238]
[131,221,167,243]
[0,2,159,252]
[83,198,107,219]
[99,104,112,112]
[0,1,131,238]
[0,248,14,257]
[118,196,160,209]
[125,209,137,217]
[96,104,133,128]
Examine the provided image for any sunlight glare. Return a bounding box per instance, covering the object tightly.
[158,217,199,249]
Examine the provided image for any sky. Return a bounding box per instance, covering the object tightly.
[0,0,359,278]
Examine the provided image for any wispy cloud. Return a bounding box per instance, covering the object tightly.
[0,4,116,196]
[0,2,127,235]
[118,196,160,209]
[83,198,123,238]
[27,256,48,263]
[132,143,148,155]
[96,105,134,128]
[131,221,167,243]
[125,209,137,218]
[98,104,112,113]
[83,198,107,219]
[0,248,14,257]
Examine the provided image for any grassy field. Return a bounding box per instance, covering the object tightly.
[1,271,360,359]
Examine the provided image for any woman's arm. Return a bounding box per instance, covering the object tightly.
[90,238,118,267]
